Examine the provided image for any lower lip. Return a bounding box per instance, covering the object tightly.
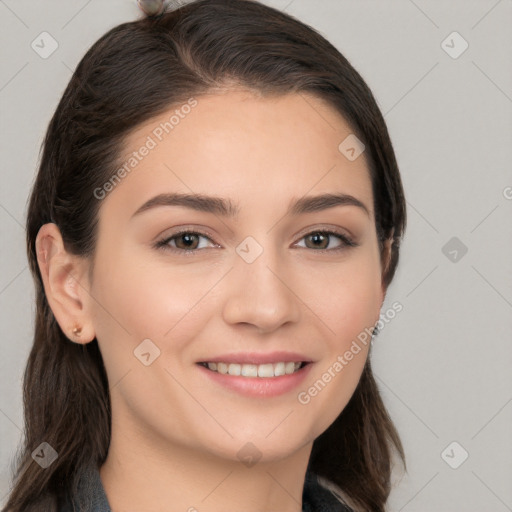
[196,363,313,397]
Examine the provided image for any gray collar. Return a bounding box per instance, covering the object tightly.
[62,463,352,512]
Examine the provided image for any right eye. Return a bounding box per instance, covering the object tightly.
[154,230,218,254]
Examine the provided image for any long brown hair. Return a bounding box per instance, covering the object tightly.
[3,1,406,510]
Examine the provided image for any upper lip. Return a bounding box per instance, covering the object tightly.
[197,351,313,365]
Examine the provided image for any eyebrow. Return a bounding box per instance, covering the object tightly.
[130,192,370,220]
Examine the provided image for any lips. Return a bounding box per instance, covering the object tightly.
[196,355,314,397]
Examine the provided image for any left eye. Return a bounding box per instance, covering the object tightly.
[154,229,357,253]
[295,230,357,251]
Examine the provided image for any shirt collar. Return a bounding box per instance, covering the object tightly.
[65,463,352,512]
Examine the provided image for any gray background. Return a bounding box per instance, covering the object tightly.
[1,1,511,510]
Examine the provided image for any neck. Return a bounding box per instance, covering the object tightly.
[100,417,314,512]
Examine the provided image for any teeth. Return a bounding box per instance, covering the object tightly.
[228,363,241,376]
[274,362,286,376]
[241,364,258,377]
[285,362,296,374]
[257,363,274,378]
[203,361,303,378]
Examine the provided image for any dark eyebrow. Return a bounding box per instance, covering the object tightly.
[130,193,239,219]
[289,193,370,217]
[130,192,370,219]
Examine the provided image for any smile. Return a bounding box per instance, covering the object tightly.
[199,361,306,378]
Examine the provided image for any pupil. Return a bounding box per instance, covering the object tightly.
[180,234,196,248]
[310,232,327,248]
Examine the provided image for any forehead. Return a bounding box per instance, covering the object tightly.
[101,89,374,220]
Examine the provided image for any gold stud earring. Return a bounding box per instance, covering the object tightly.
[72,325,82,336]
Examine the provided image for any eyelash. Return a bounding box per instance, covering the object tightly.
[153,228,358,255]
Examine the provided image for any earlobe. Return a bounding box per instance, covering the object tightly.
[35,223,95,344]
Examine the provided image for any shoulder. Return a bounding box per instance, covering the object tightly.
[302,471,356,512]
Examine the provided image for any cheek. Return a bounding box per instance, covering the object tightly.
[89,252,217,366]
[293,254,381,435]
[295,251,383,340]
[325,283,381,346]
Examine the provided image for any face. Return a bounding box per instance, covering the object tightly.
[85,89,385,463]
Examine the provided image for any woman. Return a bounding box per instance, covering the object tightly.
[3,0,407,510]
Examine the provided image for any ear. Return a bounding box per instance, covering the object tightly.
[379,230,395,306]
[35,223,96,344]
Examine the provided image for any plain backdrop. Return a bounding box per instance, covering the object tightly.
[1,1,511,510]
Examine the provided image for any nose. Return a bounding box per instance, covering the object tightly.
[222,246,301,333]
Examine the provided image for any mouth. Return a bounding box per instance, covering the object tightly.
[197,361,310,378]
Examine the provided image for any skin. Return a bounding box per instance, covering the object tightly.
[36,89,392,512]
